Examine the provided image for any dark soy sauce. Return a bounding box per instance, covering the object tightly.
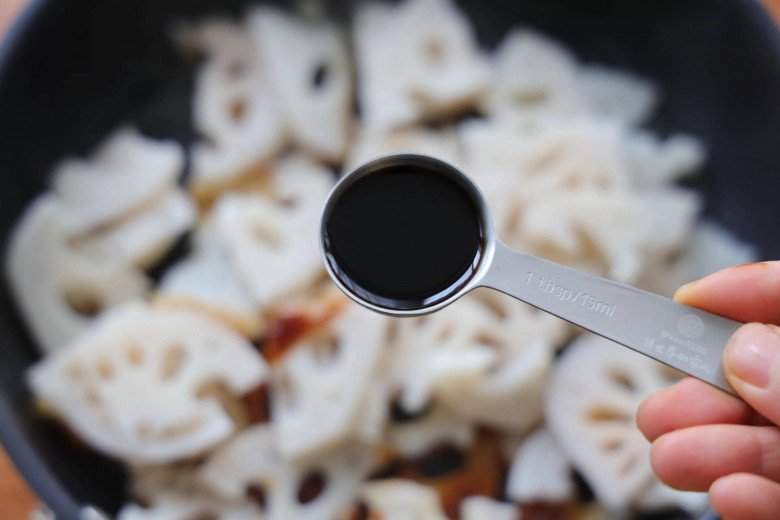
[323,165,484,311]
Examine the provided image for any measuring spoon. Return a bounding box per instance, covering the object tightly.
[320,154,741,394]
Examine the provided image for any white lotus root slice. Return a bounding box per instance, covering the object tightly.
[623,130,706,187]
[460,496,518,520]
[51,127,183,235]
[358,479,448,520]
[271,303,392,461]
[579,65,658,126]
[521,190,645,282]
[75,189,195,269]
[213,155,333,307]
[346,126,463,171]
[392,289,567,432]
[249,7,352,162]
[6,195,149,353]
[459,118,628,243]
[388,405,474,458]
[26,302,268,463]
[200,425,374,520]
[505,426,574,503]
[545,333,680,512]
[156,226,263,338]
[483,30,585,123]
[182,19,284,193]
[354,0,489,130]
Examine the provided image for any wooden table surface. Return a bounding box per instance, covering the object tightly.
[0,0,779,518]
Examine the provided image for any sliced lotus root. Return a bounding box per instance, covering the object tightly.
[26,302,268,464]
[200,424,374,520]
[156,224,263,338]
[51,126,183,236]
[388,404,474,458]
[579,65,657,127]
[346,126,463,172]
[483,30,584,123]
[271,303,392,461]
[212,155,332,307]
[623,130,706,187]
[505,426,574,503]
[6,195,149,353]
[357,480,447,520]
[520,187,697,284]
[354,0,489,130]
[545,333,681,512]
[460,118,629,247]
[460,496,518,520]
[181,18,285,197]
[392,288,566,432]
[249,6,352,162]
[75,189,195,269]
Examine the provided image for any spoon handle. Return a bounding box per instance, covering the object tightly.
[481,241,741,394]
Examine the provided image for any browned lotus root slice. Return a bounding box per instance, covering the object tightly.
[271,303,393,461]
[200,424,374,520]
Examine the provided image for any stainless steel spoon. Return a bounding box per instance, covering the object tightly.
[320,154,742,394]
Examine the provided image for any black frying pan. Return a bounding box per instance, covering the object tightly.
[0,0,779,518]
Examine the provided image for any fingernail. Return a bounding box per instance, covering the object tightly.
[724,324,780,388]
[673,281,701,303]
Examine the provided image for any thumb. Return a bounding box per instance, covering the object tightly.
[724,323,780,425]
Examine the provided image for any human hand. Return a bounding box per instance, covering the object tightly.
[637,261,780,520]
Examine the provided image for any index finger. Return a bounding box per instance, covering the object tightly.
[674,261,780,325]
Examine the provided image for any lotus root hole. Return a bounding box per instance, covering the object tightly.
[607,369,636,392]
[436,324,454,343]
[345,501,371,520]
[229,97,248,122]
[311,62,330,91]
[314,333,340,363]
[475,332,502,350]
[245,484,267,510]
[160,345,187,381]
[423,38,447,64]
[126,343,144,366]
[478,294,508,320]
[96,358,114,380]
[64,291,102,317]
[297,470,327,504]
[587,406,629,423]
[278,196,299,209]
[251,221,282,246]
[417,445,466,478]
